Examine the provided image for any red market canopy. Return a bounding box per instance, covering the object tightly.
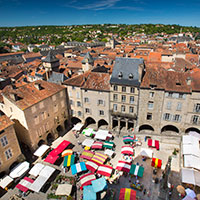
[148,139,160,150]
[80,173,96,189]
[97,165,113,177]
[121,146,134,155]
[49,140,71,157]
[16,177,34,193]
[80,150,95,160]
[119,188,136,200]
[116,160,131,173]
[151,158,162,168]
[44,155,59,164]
[85,161,98,173]
[91,142,103,150]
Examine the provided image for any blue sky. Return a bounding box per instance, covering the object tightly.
[0,0,200,27]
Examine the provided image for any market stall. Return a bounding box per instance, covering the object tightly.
[139,148,153,158]
[82,139,94,147]
[91,152,108,165]
[85,161,98,173]
[119,188,136,200]
[103,141,114,149]
[71,162,87,175]
[91,177,107,193]
[97,165,113,177]
[29,163,45,177]
[91,141,103,150]
[0,175,13,190]
[104,149,114,157]
[82,128,95,137]
[55,183,72,196]
[151,158,162,168]
[61,149,73,157]
[130,164,144,177]
[63,154,75,167]
[80,150,94,160]
[123,136,134,143]
[83,185,96,200]
[94,130,112,141]
[44,155,59,164]
[116,161,131,173]
[148,139,160,150]
[80,173,96,188]
[16,177,34,193]
[121,146,134,155]
[33,144,50,158]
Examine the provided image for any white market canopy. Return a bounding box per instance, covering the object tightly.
[55,184,72,196]
[184,155,200,170]
[0,175,13,189]
[82,139,94,147]
[182,135,199,145]
[29,165,55,193]
[182,168,200,187]
[72,123,83,131]
[188,131,200,140]
[33,144,50,157]
[29,163,45,177]
[139,148,153,158]
[182,144,200,157]
[82,128,96,136]
[94,130,112,141]
[104,149,114,157]
[9,161,30,179]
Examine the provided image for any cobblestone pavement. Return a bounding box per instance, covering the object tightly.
[1,128,182,200]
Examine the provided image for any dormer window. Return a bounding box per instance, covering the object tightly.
[118,72,123,79]
[129,73,134,80]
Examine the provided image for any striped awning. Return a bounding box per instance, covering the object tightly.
[116,160,131,173]
[119,188,136,200]
[123,136,134,143]
[85,161,98,173]
[80,150,94,160]
[121,146,134,155]
[103,141,114,149]
[91,152,108,165]
[80,173,96,188]
[71,162,87,175]
[97,165,113,177]
[91,142,103,149]
[151,158,162,168]
[129,164,144,177]
[63,154,75,167]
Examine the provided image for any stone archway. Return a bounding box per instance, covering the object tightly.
[98,119,108,128]
[38,139,45,147]
[56,125,63,135]
[161,125,179,133]
[71,117,81,125]
[112,117,118,129]
[120,118,126,130]
[185,127,200,134]
[9,161,19,171]
[46,133,54,145]
[85,117,96,127]
[139,124,154,132]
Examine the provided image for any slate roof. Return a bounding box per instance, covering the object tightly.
[48,72,67,85]
[42,50,59,63]
[110,57,144,87]
[81,52,94,64]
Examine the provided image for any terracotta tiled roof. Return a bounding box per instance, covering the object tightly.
[2,80,65,110]
[147,52,162,62]
[0,115,14,132]
[23,52,41,59]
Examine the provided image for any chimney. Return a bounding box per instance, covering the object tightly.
[34,83,43,90]
[10,93,18,101]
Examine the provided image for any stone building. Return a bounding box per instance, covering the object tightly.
[0,80,69,151]
[110,57,145,133]
[64,71,110,129]
[81,52,94,72]
[0,115,23,173]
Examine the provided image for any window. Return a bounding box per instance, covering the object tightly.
[77,101,81,107]
[129,106,134,113]
[85,108,90,113]
[130,96,134,104]
[69,100,73,105]
[163,113,171,121]
[118,72,123,78]
[31,106,36,113]
[149,92,154,98]
[114,85,118,91]
[0,136,8,147]
[72,86,76,90]
[130,87,135,93]
[84,89,88,92]
[52,95,56,101]
[78,111,82,117]
[54,104,58,112]
[122,86,126,92]
[166,101,172,110]
[194,103,200,113]
[34,116,39,125]
[113,104,117,111]
[39,102,44,109]
[98,100,103,105]
[148,101,154,109]
[5,149,12,160]
[69,91,72,97]
[192,115,199,124]
[121,95,126,102]
[84,97,89,103]
[61,100,65,108]
[177,102,182,111]
[71,110,74,115]
[179,93,183,99]
[173,114,181,122]
[113,94,118,101]
[121,105,126,112]
[129,73,134,80]
[10,107,13,112]
[76,92,80,99]
[165,92,173,98]
[99,110,104,116]
[147,113,152,120]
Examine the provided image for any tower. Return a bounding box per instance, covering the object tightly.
[81,52,94,72]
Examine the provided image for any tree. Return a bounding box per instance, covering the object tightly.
[32,47,40,53]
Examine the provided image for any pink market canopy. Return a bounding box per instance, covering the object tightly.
[91,142,103,150]
[80,173,96,189]
[80,150,94,160]
[91,152,108,165]
[16,177,34,193]
[121,146,134,155]
[116,160,131,173]
[148,139,160,150]
[97,165,113,177]
[85,161,98,173]
[44,155,59,164]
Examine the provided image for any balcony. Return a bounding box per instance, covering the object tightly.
[109,109,137,119]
